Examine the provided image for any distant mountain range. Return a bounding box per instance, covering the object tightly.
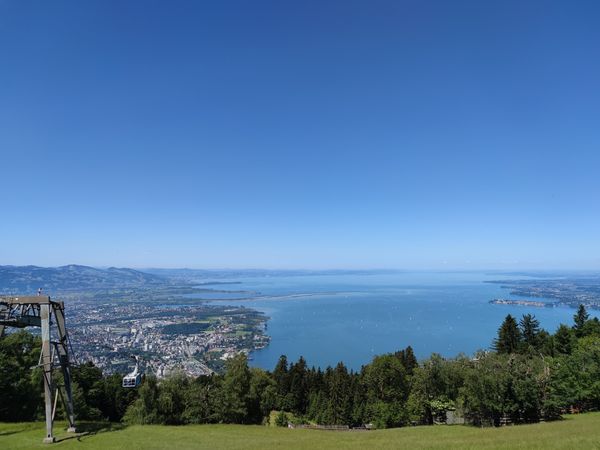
[0,265,403,296]
[0,264,166,294]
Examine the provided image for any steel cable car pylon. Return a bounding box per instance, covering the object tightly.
[0,295,76,443]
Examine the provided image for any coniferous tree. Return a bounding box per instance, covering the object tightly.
[350,374,366,426]
[70,361,105,420]
[536,329,553,355]
[219,353,252,423]
[306,390,321,420]
[494,315,521,354]
[248,367,277,423]
[273,355,290,409]
[573,304,590,337]
[288,356,309,414]
[520,314,541,350]
[554,324,575,355]
[395,346,419,375]
[582,317,600,337]
[325,362,352,425]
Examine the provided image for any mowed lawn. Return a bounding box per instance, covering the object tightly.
[2,413,600,450]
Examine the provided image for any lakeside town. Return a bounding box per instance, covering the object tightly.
[67,298,270,376]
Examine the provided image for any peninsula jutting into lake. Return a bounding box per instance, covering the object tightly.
[490,298,551,307]
[487,276,600,310]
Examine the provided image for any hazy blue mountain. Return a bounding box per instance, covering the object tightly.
[0,264,166,294]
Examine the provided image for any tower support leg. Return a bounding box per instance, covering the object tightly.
[53,303,76,433]
[40,304,55,444]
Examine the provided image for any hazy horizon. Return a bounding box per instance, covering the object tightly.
[3,263,600,274]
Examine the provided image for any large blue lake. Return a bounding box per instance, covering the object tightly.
[204,272,596,371]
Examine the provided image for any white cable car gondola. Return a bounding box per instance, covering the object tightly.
[122,356,142,388]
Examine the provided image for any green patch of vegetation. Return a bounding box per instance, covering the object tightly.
[162,322,212,335]
[234,330,252,337]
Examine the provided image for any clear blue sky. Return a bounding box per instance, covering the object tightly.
[1,1,599,270]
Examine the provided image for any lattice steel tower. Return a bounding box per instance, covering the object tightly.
[0,295,76,443]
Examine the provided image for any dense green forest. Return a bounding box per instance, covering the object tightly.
[1,305,600,429]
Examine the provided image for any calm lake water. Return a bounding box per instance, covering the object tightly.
[203,272,596,371]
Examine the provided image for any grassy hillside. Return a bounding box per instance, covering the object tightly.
[2,414,600,450]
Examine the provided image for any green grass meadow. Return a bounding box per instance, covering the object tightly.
[2,413,600,450]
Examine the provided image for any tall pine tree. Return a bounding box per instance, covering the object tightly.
[288,356,309,414]
[519,314,541,349]
[272,355,290,409]
[494,315,521,354]
[395,346,419,375]
[219,353,252,423]
[573,304,589,337]
[554,324,575,355]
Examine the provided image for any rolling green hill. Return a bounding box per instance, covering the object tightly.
[2,413,600,450]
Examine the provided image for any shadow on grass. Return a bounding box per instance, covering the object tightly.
[54,422,127,443]
[0,427,31,436]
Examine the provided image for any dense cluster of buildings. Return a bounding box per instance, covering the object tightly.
[66,300,269,377]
